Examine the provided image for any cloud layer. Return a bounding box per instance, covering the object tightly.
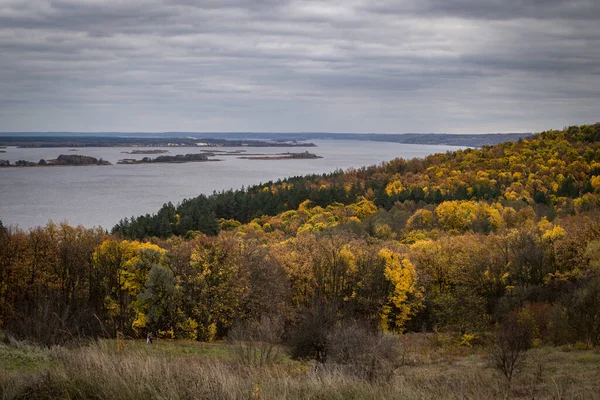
[1,0,599,133]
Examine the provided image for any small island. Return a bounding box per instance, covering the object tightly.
[200,149,246,154]
[237,151,322,160]
[117,153,220,164]
[121,149,169,154]
[0,154,111,167]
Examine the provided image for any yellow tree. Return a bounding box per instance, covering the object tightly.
[379,248,423,332]
[187,234,248,341]
[92,239,167,336]
[435,201,479,233]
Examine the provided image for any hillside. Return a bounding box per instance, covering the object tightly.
[113,123,600,239]
[2,122,600,351]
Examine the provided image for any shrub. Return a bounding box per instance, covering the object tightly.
[227,315,284,366]
[287,303,407,381]
[563,275,600,346]
[5,300,102,347]
[286,302,337,362]
[325,322,407,381]
[548,304,572,345]
[430,287,488,334]
[518,302,551,343]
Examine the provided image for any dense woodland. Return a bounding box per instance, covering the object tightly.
[2,123,600,353]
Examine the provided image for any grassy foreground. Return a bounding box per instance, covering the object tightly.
[1,335,600,400]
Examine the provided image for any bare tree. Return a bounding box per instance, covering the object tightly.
[489,313,533,382]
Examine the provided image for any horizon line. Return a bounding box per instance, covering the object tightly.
[0,131,533,135]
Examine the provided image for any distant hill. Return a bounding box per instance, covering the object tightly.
[0,131,531,148]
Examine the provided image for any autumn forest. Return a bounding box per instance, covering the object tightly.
[1,124,600,354]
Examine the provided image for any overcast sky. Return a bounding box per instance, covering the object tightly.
[0,0,599,133]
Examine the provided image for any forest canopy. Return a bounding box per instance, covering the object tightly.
[2,123,600,350]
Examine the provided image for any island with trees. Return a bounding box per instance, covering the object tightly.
[237,151,322,160]
[0,154,111,167]
[121,149,170,154]
[117,153,220,164]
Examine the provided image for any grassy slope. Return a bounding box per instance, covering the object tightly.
[1,336,599,399]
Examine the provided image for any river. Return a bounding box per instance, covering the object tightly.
[0,140,461,230]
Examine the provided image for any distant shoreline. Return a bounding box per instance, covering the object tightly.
[0,137,317,149]
[0,132,531,147]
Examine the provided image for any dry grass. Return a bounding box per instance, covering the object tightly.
[1,335,599,399]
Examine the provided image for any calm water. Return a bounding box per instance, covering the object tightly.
[0,141,460,230]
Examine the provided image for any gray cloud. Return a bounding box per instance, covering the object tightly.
[0,0,599,133]
[367,0,600,20]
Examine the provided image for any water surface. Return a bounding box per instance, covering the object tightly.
[0,141,460,230]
